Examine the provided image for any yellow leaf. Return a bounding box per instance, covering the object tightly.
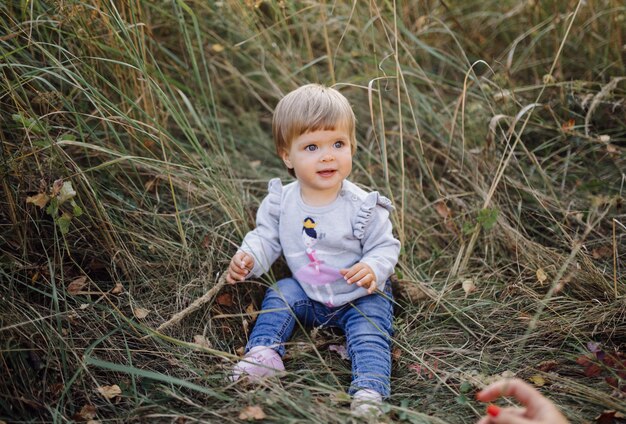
[245,303,257,322]
[67,276,87,295]
[26,193,50,209]
[211,43,225,53]
[96,384,121,399]
[133,307,150,319]
[536,268,547,284]
[529,375,546,387]
[239,405,266,421]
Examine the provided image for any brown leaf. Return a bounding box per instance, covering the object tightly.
[561,118,575,132]
[67,276,87,295]
[201,234,211,249]
[434,201,452,219]
[111,283,124,295]
[584,363,602,377]
[392,347,402,361]
[73,404,97,421]
[96,384,121,399]
[592,246,613,259]
[52,178,64,196]
[216,293,233,307]
[536,360,559,372]
[239,405,266,421]
[26,193,50,209]
[595,410,626,424]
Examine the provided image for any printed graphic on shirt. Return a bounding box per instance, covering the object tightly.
[293,217,343,287]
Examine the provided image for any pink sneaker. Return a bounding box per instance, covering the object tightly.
[230,346,285,382]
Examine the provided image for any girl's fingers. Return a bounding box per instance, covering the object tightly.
[477,379,548,409]
[491,411,536,424]
[348,269,369,284]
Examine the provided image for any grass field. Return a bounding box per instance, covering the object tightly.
[1,1,625,422]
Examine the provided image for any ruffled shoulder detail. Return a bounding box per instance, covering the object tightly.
[266,178,283,218]
[354,191,394,239]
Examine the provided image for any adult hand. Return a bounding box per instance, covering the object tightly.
[340,262,377,294]
[476,378,569,424]
[226,251,254,283]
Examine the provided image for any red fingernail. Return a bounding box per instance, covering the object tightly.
[486,404,500,417]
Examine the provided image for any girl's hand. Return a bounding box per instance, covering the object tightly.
[226,251,254,284]
[340,262,377,294]
[476,378,569,424]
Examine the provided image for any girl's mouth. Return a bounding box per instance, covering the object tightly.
[317,170,336,177]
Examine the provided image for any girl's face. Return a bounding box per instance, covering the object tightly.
[281,124,353,205]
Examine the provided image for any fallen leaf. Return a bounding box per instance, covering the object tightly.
[592,246,613,259]
[245,303,257,322]
[584,363,602,377]
[598,135,611,143]
[329,344,350,361]
[239,405,266,420]
[216,293,233,307]
[73,404,97,421]
[211,43,225,53]
[250,160,261,169]
[52,179,64,196]
[133,307,150,319]
[26,193,50,209]
[96,384,121,399]
[528,375,546,387]
[536,268,547,284]
[607,144,618,154]
[536,360,558,372]
[434,201,452,219]
[462,279,476,297]
[202,234,211,249]
[392,347,402,361]
[111,283,124,295]
[561,118,575,132]
[193,335,212,349]
[236,346,245,356]
[595,410,626,424]
[67,276,87,295]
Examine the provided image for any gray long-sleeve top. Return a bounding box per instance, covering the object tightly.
[239,178,400,307]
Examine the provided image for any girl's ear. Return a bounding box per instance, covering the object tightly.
[281,150,293,169]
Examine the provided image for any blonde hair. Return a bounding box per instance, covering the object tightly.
[273,84,357,163]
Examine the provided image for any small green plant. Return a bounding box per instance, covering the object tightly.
[26,179,83,235]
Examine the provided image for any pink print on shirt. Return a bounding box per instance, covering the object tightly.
[293,217,343,287]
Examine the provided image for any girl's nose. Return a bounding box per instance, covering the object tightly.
[321,150,334,161]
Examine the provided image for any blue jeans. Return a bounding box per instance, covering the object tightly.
[246,277,394,398]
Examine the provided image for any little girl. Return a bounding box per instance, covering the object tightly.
[226,84,400,417]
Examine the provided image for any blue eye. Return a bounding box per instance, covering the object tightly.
[305,144,317,152]
[333,141,345,149]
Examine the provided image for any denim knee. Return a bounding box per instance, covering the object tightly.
[247,278,312,356]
